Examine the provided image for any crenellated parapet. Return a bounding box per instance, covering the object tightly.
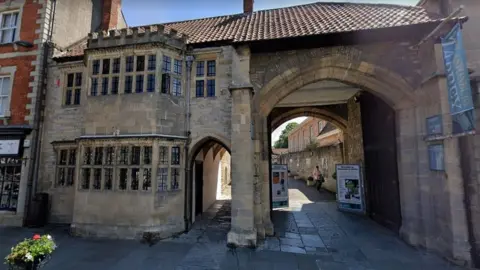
[87,24,188,51]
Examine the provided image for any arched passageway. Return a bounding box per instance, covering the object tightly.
[186,136,231,230]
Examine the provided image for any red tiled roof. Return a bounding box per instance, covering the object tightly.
[162,2,442,44]
[54,2,443,59]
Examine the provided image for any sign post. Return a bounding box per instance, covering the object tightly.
[271,164,289,208]
[335,164,365,214]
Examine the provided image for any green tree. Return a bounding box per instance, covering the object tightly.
[273,122,299,149]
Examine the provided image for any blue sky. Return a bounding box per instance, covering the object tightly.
[123,0,419,26]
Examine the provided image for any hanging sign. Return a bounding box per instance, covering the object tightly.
[441,23,475,134]
[271,164,289,208]
[335,164,365,214]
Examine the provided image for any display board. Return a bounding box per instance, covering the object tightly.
[271,164,289,208]
[335,164,365,214]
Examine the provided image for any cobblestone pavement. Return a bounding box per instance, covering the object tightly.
[0,179,466,269]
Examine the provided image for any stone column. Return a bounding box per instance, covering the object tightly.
[260,117,274,236]
[227,86,257,247]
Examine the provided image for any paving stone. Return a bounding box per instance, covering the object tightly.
[280,237,304,247]
[284,232,301,239]
[299,227,319,234]
[280,245,306,254]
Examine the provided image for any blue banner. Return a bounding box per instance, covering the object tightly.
[441,23,475,134]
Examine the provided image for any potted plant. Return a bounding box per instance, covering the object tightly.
[5,234,56,270]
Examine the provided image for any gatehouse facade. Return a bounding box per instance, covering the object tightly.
[21,0,480,267]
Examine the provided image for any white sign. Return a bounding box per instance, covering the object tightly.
[271,164,289,208]
[0,139,20,155]
[336,164,365,214]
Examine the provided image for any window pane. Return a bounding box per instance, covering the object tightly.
[75,73,82,86]
[119,146,129,165]
[66,168,75,186]
[111,76,119,94]
[207,60,216,76]
[131,168,139,190]
[171,168,180,190]
[59,149,68,165]
[162,56,171,72]
[0,29,13,43]
[161,74,170,94]
[125,56,134,72]
[147,74,155,92]
[131,146,141,165]
[159,146,168,165]
[174,59,182,75]
[94,147,103,165]
[0,77,10,95]
[68,149,76,165]
[171,147,180,165]
[112,58,120,74]
[196,61,204,77]
[135,75,144,93]
[81,168,90,189]
[74,89,81,105]
[104,168,113,190]
[172,78,181,96]
[195,80,204,97]
[105,147,115,165]
[144,146,152,165]
[119,168,128,190]
[142,168,151,191]
[65,89,72,105]
[67,74,74,87]
[207,79,215,97]
[101,77,109,95]
[148,55,156,71]
[157,168,168,192]
[124,76,132,94]
[57,168,65,186]
[91,78,98,96]
[102,59,110,74]
[83,147,92,165]
[136,55,145,72]
[92,60,100,75]
[93,168,102,190]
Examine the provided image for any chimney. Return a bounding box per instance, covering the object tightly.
[101,0,122,30]
[244,0,253,13]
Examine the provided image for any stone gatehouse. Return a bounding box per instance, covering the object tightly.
[34,0,480,267]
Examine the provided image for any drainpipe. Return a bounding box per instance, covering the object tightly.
[23,0,57,226]
[183,53,194,231]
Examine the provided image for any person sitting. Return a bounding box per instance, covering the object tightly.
[312,166,324,191]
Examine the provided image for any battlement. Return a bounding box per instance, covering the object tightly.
[87,25,188,51]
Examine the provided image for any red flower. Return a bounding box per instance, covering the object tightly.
[33,234,41,240]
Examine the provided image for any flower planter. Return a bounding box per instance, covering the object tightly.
[8,254,51,270]
[5,234,56,269]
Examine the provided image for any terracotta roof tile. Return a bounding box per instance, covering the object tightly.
[54,2,443,59]
[162,2,442,44]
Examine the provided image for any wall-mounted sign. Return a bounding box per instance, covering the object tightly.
[441,23,476,134]
[271,164,289,208]
[0,139,21,156]
[428,144,445,171]
[426,115,443,136]
[336,164,365,214]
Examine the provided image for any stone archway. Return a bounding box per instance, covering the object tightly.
[186,134,232,230]
[249,52,420,250]
[270,107,348,132]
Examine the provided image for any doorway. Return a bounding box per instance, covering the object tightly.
[195,161,203,217]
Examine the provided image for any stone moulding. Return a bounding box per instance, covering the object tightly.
[87,24,188,51]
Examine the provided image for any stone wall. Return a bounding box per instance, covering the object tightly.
[345,96,364,165]
[189,46,232,148]
[280,144,344,193]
